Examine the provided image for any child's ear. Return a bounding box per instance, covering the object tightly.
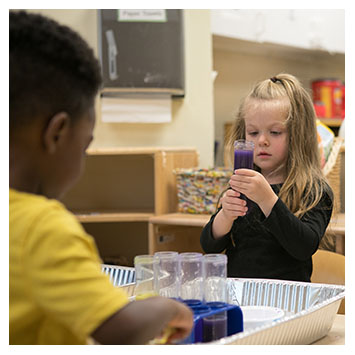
[43,112,70,154]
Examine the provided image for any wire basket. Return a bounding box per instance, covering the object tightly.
[322,136,345,214]
[174,168,232,214]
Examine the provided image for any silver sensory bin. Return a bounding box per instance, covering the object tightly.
[102,265,345,345]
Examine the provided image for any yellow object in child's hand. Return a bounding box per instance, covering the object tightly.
[149,326,175,345]
[135,292,175,344]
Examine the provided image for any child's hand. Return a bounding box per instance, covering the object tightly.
[230,169,278,217]
[212,189,246,239]
[165,300,194,344]
[220,188,248,221]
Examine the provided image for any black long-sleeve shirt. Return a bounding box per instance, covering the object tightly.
[200,184,333,282]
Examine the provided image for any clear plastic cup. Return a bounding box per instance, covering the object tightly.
[179,252,204,300]
[203,254,228,341]
[154,251,180,298]
[133,254,159,299]
[203,254,228,302]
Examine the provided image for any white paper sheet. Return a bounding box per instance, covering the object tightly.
[101,94,172,123]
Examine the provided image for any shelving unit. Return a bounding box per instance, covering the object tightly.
[61,147,199,265]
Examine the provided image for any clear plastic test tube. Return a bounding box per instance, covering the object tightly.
[133,254,159,299]
[179,252,204,301]
[154,251,180,298]
[203,253,228,302]
[202,253,228,342]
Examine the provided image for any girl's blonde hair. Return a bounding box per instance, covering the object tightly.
[227,73,332,217]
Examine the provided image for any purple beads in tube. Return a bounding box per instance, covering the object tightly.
[234,139,254,213]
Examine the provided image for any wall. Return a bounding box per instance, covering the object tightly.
[28,9,215,168]
[213,42,345,166]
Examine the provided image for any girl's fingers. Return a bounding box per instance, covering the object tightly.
[222,200,248,216]
[225,189,240,197]
[224,208,247,217]
[230,175,250,185]
[223,196,247,207]
[234,168,255,176]
[222,190,247,217]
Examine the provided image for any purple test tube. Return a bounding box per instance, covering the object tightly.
[233,139,254,213]
[203,313,228,342]
[203,302,228,342]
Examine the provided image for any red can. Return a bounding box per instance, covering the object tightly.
[312,79,345,118]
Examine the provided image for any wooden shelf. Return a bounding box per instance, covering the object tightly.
[61,148,199,265]
[75,211,155,223]
[149,213,210,227]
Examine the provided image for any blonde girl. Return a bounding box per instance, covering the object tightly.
[200,73,333,282]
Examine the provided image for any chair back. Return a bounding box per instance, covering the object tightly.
[311,249,345,314]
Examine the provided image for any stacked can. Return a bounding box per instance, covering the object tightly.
[312,79,345,119]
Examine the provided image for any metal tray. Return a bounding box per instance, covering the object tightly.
[101,265,345,345]
[214,278,345,345]
[102,264,135,286]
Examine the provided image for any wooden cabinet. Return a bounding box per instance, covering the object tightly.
[148,213,209,255]
[61,147,199,265]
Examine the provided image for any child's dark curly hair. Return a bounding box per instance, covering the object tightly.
[9,11,102,130]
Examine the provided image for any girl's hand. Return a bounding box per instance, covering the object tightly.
[229,169,278,217]
[211,189,247,239]
[220,188,248,221]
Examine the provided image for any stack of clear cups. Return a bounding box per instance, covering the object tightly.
[154,251,180,299]
[133,254,159,300]
[179,252,204,302]
[202,253,228,342]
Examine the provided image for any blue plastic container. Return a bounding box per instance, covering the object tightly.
[179,300,243,344]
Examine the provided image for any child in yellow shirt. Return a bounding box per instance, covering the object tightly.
[9,10,193,345]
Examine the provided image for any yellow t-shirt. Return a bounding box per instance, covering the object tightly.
[9,188,129,344]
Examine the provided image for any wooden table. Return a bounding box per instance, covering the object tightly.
[148,213,345,255]
[312,314,345,345]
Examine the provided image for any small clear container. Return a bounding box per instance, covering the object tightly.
[154,251,180,298]
[133,254,159,299]
[203,253,227,302]
[179,252,204,301]
[203,254,228,342]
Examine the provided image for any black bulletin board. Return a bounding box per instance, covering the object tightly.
[98,9,185,97]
